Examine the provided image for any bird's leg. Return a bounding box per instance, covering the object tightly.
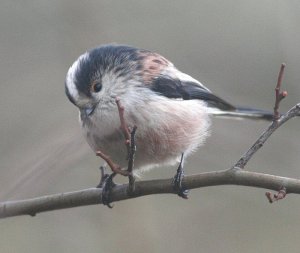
[96,166,116,208]
[96,144,135,207]
[96,166,111,188]
[96,152,127,208]
[173,153,189,199]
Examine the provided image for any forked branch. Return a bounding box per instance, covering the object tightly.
[233,63,291,169]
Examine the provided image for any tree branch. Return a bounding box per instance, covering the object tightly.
[2,168,300,219]
[233,63,293,169]
[233,103,300,169]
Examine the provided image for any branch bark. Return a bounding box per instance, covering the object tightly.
[2,168,300,219]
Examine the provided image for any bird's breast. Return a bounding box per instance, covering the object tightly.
[80,98,211,171]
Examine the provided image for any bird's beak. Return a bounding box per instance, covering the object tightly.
[80,104,96,117]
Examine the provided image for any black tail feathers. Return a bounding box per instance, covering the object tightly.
[234,106,274,121]
[209,105,274,121]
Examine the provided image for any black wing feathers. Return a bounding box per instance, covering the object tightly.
[150,76,236,111]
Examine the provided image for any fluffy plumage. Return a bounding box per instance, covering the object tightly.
[65,44,273,172]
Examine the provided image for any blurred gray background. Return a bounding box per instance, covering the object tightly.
[1,1,300,252]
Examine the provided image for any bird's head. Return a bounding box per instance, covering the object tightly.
[65,44,176,121]
[65,45,148,117]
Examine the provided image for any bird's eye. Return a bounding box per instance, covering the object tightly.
[91,82,102,93]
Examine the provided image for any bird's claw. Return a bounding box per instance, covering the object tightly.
[173,169,189,199]
[173,155,189,199]
[97,166,116,208]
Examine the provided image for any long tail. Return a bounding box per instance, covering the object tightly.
[202,92,275,121]
[209,106,274,121]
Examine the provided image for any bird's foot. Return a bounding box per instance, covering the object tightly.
[173,154,189,199]
[97,166,116,208]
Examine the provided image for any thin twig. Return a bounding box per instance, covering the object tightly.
[95,98,137,177]
[127,126,137,193]
[114,98,138,190]
[233,103,300,169]
[233,64,290,169]
[265,187,287,203]
[96,150,128,176]
[116,97,131,156]
[127,126,137,173]
[274,63,287,121]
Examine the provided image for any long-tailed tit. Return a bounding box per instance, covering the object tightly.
[65,44,273,200]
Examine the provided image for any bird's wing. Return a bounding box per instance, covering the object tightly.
[149,70,236,111]
[137,50,235,111]
[136,50,274,120]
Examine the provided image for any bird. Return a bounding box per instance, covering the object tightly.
[65,44,274,203]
